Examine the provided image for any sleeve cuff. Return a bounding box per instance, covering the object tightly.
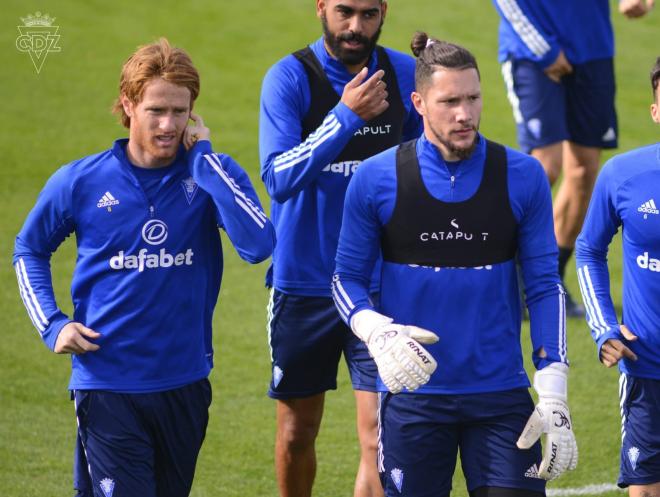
[42,315,72,351]
[333,101,365,131]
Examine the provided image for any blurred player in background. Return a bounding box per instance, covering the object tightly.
[576,57,660,497]
[333,32,577,497]
[13,38,274,497]
[493,0,654,316]
[258,0,422,495]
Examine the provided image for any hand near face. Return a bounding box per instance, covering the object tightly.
[184,112,211,150]
[341,68,389,121]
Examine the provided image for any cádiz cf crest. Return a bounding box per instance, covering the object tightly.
[16,12,61,74]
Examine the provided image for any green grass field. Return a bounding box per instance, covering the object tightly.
[1,1,658,495]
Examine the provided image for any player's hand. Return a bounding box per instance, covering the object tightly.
[544,50,573,83]
[619,0,654,18]
[517,363,578,480]
[351,310,438,394]
[54,322,101,355]
[600,324,638,367]
[184,112,211,150]
[341,67,389,121]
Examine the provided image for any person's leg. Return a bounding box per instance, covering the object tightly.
[275,394,325,497]
[619,375,660,497]
[379,393,459,497]
[553,142,601,250]
[353,390,384,497]
[148,379,212,497]
[628,483,660,497]
[74,390,157,497]
[531,142,563,186]
[266,291,344,497]
[460,389,545,497]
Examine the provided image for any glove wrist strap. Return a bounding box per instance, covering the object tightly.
[350,309,393,342]
[534,362,568,401]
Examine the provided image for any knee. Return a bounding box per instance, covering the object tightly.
[277,417,319,451]
[564,161,599,192]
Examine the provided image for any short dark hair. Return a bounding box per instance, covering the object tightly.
[410,31,479,90]
[651,56,660,98]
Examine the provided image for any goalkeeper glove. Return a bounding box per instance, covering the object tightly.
[517,362,578,480]
[351,309,439,394]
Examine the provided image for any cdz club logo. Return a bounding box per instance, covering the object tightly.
[142,219,168,246]
[16,12,61,74]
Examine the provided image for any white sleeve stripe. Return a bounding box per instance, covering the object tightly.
[204,153,268,223]
[577,265,609,337]
[273,114,339,165]
[333,277,356,311]
[577,266,605,336]
[273,120,342,173]
[496,0,551,57]
[203,154,268,227]
[18,257,49,325]
[331,284,350,321]
[557,284,567,362]
[15,259,48,332]
[15,265,45,333]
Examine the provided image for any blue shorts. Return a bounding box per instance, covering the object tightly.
[73,379,211,497]
[618,374,660,487]
[266,289,378,399]
[501,57,617,153]
[378,389,545,497]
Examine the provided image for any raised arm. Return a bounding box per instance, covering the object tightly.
[186,114,275,264]
[259,61,388,202]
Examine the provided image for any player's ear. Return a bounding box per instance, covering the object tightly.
[316,0,326,18]
[411,91,425,116]
[120,95,134,118]
[651,102,660,124]
[381,1,388,20]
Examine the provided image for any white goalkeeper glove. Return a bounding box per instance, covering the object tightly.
[351,309,439,394]
[517,362,578,480]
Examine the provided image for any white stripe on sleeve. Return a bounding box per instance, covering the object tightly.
[577,264,609,338]
[496,0,551,57]
[15,258,49,333]
[203,154,267,228]
[273,116,342,173]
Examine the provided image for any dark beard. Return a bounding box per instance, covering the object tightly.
[429,124,480,160]
[321,15,382,66]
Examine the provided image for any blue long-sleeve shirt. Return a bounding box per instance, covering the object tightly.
[333,134,567,394]
[259,37,422,296]
[576,143,660,380]
[14,139,275,392]
[493,0,614,68]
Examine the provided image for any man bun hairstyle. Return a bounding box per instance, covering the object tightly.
[112,38,200,128]
[651,56,660,97]
[410,31,480,90]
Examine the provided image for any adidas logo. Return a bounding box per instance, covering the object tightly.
[602,127,616,142]
[638,199,659,219]
[97,191,120,209]
[525,464,541,479]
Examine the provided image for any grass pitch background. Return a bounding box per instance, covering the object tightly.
[1,1,658,495]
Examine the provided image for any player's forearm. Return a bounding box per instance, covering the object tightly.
[261,103,363,202]
[575,243,620,342]
[331,272,373,326]
[189,143,275,264]
[12,253,71,350]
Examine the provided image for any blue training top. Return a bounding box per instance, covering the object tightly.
[14,139,275,392]
[493,0,614,68]
[576,143,660,380]
[333,134,567,394]
[259,37,422,296]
